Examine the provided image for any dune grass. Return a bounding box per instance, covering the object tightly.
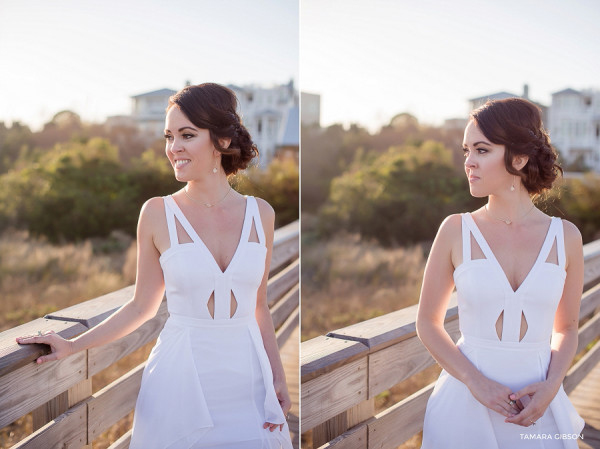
[301,231,427,341]
[301,229,432,448]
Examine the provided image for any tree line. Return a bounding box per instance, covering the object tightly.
[0,114,298,242]
[302,116,600,245]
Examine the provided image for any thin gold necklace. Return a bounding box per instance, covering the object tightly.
[184,185,232,208]
[485,203,535,225]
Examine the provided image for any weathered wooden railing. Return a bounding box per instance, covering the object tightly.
[0,220,299,449]
[301,237,600,448]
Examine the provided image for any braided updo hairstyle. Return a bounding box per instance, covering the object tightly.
[470,98,562,194]
[167,83,258,175]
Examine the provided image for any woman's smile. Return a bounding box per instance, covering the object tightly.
[174,159,191,169]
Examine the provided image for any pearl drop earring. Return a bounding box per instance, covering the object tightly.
[510,175,516,192]
[212,167,218,174]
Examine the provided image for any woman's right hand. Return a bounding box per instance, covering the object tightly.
[16,330,74,364]
[467,374,522,418]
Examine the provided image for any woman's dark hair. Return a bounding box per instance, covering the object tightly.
[167,83,258,175]
[470,97,562,194]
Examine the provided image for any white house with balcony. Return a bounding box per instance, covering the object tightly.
[548,88,600,171]
[229,80,298,166]
[130,88,177,140]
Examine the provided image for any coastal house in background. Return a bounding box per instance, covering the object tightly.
[106,81,298,167]
[230,80,299,166]
[465,84,600,172]
[468,84,548,127]
[130,88,177,139]
[441,85,544,132]
[548,88,600,171]
[104,88,176,142]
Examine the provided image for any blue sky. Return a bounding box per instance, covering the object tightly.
[301,0,600,130]
[0,0,298,130]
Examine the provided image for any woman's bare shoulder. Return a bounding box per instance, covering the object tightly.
[561,218,583,250]
[137,197,168,238]
[437,214,463,241]
[430,214,464,270]
[561,218,582,238]
[253,196,275,225]
[140,197,166,219]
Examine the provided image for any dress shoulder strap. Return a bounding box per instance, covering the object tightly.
[555,217,567,269]
[246,196,266,246]
[461,213,472,263]
[162,196,179,247]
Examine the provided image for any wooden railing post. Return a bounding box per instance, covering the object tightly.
[32,369,92,431]
[313,412,348,448]
[312,397,375,447]
[32,392,68,431]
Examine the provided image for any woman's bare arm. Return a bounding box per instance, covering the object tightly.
[17,198,167,363]
[416,215,520,418]
[254,198,291,431]
[547,220,583,386]
[417,215,478,381]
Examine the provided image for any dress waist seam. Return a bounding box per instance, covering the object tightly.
[168,313,253,328]
[459,333,550,351]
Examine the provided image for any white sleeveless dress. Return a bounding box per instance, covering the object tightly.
[129,195,293,449]
[422,213,584,449]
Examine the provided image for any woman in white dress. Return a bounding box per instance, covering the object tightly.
[417,98,584,448]
[16,83,293,449]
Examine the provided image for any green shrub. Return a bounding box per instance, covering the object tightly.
[0,139,181,241]
[319,141,482,245]
[0,139,298,241]
[233,158,299,227]
[539,175,600,243]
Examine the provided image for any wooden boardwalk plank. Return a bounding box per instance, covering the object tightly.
[570,345,600,449]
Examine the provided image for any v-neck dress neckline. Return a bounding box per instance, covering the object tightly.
[463,213,557,295]
[165,195,251,275]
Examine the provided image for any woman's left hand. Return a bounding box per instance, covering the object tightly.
[263,378,291,432]
[504,380,558,427]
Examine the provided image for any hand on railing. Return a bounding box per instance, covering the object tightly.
[15,330,74,364]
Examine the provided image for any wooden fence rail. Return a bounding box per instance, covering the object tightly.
[301,237,600,449]
[0,220,299,449]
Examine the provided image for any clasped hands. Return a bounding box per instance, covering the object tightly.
[469,376,558,427]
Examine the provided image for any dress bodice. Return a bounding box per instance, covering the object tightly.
[159,195,267,321]
[453,213,567,344]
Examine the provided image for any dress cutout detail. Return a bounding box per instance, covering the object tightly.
[422,213,584,449]
[129,195,293,449]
